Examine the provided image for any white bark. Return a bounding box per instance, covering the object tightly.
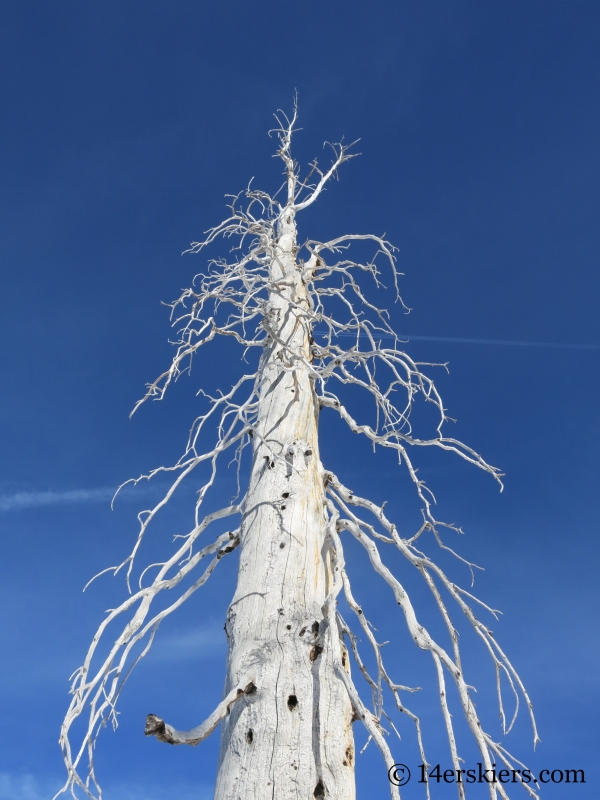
[214,210,355,800]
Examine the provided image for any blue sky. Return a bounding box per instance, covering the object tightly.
[1,2,599,798]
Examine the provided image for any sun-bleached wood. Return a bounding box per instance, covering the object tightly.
[57,104,538,800]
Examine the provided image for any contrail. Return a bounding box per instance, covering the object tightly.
[315,331,600,351]
[0,483,162,512]
[0,488,115,512]
[396,334,600,350]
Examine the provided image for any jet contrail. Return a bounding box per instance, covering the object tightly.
[396,334,600,350]
[315,331,600,351]
[0,488,114,512]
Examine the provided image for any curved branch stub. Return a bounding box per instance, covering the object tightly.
[145,677,257,747]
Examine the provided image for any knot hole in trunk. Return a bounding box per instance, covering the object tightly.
[285,448,294,477]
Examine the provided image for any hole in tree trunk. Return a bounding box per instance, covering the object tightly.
[311,621,320,635]
[285,450,294,477]
[309,645,323,662]
[313,779,325,798]
[287,694,298,710]
[246,729,253,744]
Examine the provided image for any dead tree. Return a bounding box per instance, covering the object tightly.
[57,105,539,800]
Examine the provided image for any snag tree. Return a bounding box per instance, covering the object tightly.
[58,106,538,800]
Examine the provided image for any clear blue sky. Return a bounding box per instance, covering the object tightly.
[1,2,598,799]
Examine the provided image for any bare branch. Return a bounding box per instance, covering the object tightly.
[145,676,257,746]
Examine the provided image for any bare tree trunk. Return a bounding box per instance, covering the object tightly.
[214,211,355,800]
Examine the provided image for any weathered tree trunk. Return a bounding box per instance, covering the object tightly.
[214,210,355,800]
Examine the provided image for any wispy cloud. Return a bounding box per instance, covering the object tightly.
[85,780,213,800]
[0,487,115,512]
[0,772,61,800]
[0,626,226,697]
[0,773,213,800]
[150,623,227,662]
